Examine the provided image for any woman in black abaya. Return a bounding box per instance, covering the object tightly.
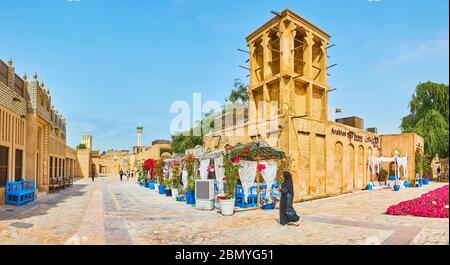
[279,171,301,226]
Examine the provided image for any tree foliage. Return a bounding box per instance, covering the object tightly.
[228,79,250,104]
[76,144,87,150]
[171,132,203,155]
[401,82,449,158]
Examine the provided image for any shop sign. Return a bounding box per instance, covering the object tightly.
[331,128,379,148]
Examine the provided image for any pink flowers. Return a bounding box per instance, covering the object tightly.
[231,157,240,164]
[386,185,449,218]
[257,163,266,172]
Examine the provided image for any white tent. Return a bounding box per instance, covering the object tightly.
[368,155,408,188]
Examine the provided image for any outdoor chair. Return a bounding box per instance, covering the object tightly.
[247,186,257,206]
[235,185,246,207]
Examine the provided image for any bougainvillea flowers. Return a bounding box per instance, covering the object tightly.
[386,185,449,218]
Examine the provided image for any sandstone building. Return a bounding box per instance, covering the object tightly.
[87,126,172,176]
[0,57,79,205]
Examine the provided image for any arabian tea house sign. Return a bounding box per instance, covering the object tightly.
[331,128,379,148]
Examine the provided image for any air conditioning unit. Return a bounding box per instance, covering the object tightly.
[195,179,215,210]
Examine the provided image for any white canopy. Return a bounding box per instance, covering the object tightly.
[369,155,408,180]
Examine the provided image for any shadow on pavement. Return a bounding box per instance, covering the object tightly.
[0,183,89,221]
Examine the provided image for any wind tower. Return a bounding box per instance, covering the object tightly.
[246,9,331,153]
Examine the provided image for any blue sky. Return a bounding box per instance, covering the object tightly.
[1,0,448,151]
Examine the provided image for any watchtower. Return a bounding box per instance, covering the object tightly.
[246,9,331,152]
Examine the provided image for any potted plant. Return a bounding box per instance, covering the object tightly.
[262,197,276,209]
[388,167,396,181]
[176,186,185,202]
[423,176,430,185]
[219,147,241,216]
[143,159,156,190]
[155,159,166,194]
[404,179,410,188]
[137,167,146,186]
[379,169,388,186]
[422,155,432,185]
[184,154,197,205]
[393,176,401,191]
[164,177,172,196]
[171,161,180,199]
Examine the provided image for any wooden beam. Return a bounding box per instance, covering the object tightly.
[238,48,250,54]
[271,10,282,17]
[326,63,338,69]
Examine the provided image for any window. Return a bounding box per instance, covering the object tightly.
[0,146,8,187]
[14,149,23,181]
[56,158,59,178]
[59,158,62,177]
[49,156,54,179]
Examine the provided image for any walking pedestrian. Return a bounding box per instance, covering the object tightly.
[91,166,96,182]
[119,169,124,181]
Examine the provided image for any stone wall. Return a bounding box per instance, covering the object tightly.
[0,57,76,204]
[380,133,424,180]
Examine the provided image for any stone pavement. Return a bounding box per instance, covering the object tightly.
[0,176,448,245]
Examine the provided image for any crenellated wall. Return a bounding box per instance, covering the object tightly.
[0,57,79,203]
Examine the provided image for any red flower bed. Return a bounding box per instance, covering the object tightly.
[386,185,449,218]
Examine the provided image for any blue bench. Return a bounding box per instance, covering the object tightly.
[5,180,36,206]
[234,183,280,208]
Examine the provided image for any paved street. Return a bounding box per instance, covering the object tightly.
[0,176,448,245]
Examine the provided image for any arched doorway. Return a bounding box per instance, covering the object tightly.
[367,147,373,181]
[357,146,365,189]
[347,144,355,192]
[335,142,343,193]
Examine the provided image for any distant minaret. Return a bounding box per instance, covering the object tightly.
[137,124,143,147]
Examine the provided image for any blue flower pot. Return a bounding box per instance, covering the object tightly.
[389,176,396,181]
[418,179,423,187]
[393,185,401,191]
[158,184,166,194]
[423,178,430,185]
[165,189,172,197]
[367,184,373,190]
[148,182,155,190]
[185,191,195,205]
[144,181,149,188]
[404,181,410,188]
[176,196,185,202]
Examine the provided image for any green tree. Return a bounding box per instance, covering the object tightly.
[171,133,203,155]
[228,79,250,104]
[76,144,87,150]
[401,82,449,158]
